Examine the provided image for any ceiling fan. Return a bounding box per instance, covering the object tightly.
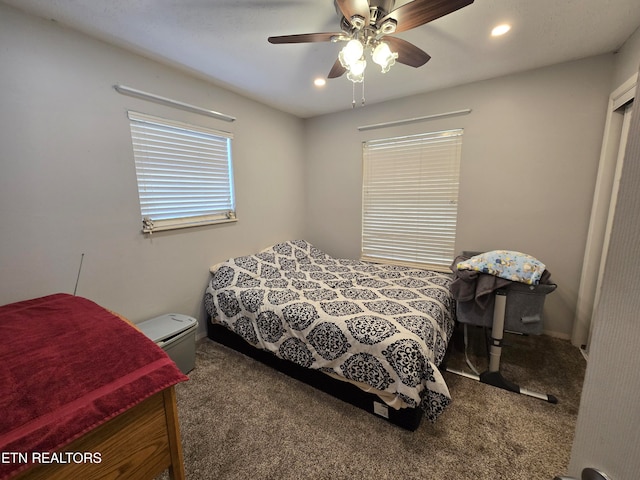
[268,0,474,83]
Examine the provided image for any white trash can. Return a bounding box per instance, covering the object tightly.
[138,313,198,374]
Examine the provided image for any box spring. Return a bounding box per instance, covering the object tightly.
[207,320,423,431]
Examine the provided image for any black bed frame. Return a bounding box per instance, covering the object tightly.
[207,320,424,431]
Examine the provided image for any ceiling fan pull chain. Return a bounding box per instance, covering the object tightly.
[362,77,366,106]
[352,81,356,108]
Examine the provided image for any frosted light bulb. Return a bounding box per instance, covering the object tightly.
[350,58,366,76]
[372,42,398,73]
[343,39,364,63]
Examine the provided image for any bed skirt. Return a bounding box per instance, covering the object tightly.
[207,320,424,431]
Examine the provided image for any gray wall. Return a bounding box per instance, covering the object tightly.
[304,56,614,338]
[0,3,307,338]
[0,0,632,343]
[612,25,640,87]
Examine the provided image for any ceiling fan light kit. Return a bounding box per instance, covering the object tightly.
[268,0,474,101]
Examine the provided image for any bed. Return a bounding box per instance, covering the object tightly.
[0,293,188,480]
[204,240,455,430]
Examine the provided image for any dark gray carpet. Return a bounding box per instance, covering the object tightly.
[160,328,585,480]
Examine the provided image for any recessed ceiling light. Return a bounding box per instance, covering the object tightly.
[491,24,511,37]
[314,78,326,87]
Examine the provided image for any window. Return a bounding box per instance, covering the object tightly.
[128,111,235,233]
[361,129,463,271]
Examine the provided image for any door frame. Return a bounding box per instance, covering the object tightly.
[571,73,637,351]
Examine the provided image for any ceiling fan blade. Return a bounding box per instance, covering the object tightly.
[384,37,431,67]
[328,59,347,78]
[379,0,474,33]
[268,32,342,44]
[335,0,370,26]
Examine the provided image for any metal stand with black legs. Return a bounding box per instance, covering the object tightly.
[447,290,558,404]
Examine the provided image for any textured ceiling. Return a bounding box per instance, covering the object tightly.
[4,0,640,118]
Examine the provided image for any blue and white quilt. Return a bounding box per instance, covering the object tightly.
[204,240,455,422]
[456,250,546,285]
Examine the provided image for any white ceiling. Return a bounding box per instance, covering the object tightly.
[4,0,640,118]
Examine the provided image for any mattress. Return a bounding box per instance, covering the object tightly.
[204,240,455,422]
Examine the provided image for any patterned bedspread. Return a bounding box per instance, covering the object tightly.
[204,240,455,421]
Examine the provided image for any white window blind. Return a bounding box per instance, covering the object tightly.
[128,111,235,233]
[361,129,463,271]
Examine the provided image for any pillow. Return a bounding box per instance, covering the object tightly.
[457,250,546,285]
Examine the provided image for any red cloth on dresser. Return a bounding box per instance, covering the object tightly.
[0,293,188,479]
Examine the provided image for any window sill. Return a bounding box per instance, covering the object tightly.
[142,217,237,234]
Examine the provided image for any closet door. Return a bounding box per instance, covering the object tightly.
[572,74,636,353]
[586,101,633,352]
[568,72,640,480]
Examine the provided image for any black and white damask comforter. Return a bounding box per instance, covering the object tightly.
[204,240,455,421]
